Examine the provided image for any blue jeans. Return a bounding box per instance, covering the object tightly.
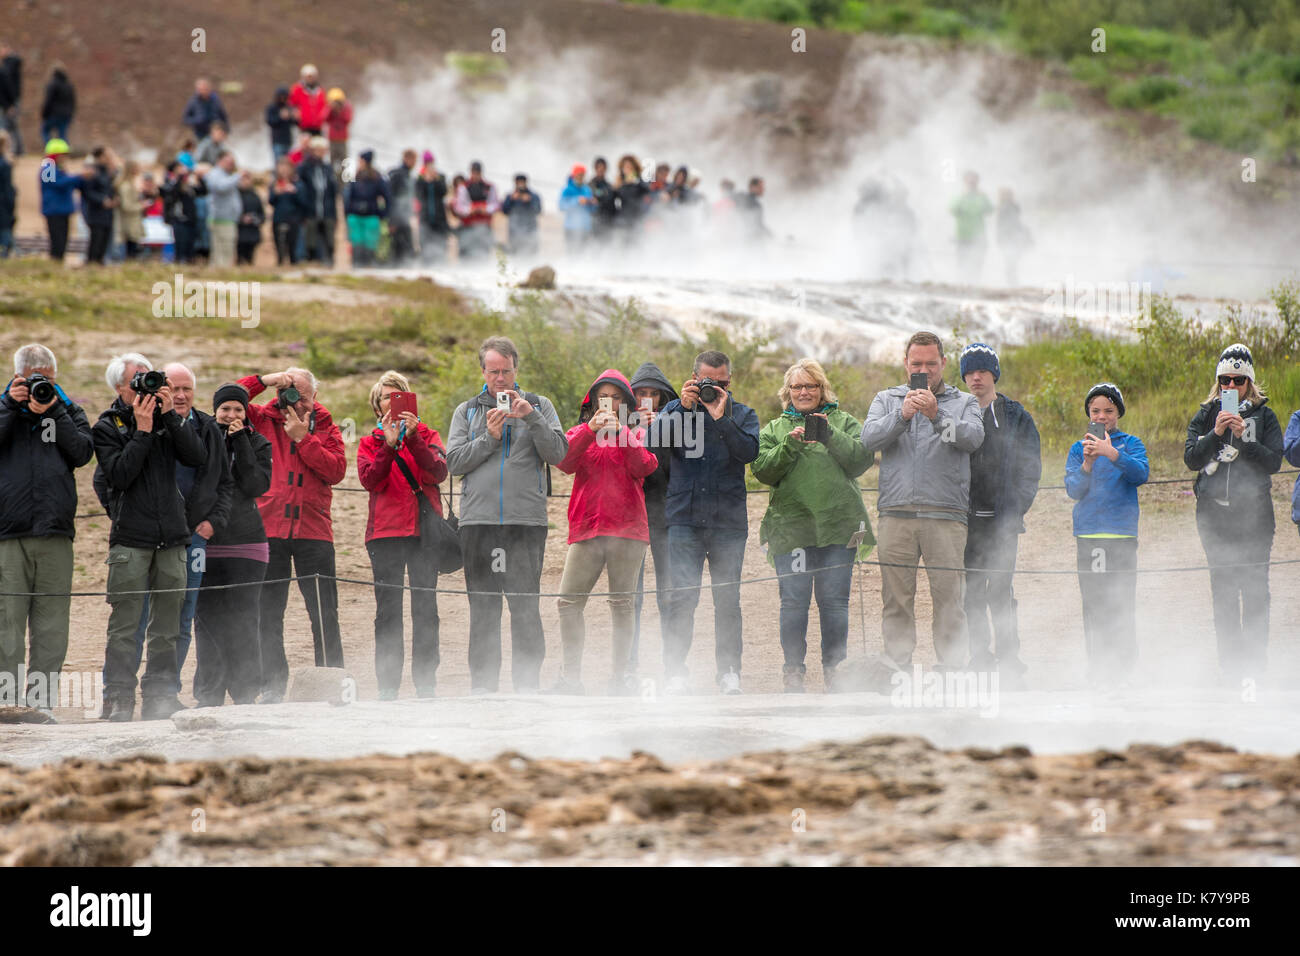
[664,525,746,682]
[131,533,205,695]
[774,545,854,674]
[0,228,12,259]
[41,117,69,144]
[272,142,289,169]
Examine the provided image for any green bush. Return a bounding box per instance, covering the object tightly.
[1108,74,1184,109]
[739,0,809,24]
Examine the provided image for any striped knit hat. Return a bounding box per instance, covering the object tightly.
[1084,382,1125,418]
[959,342,1000,382]
[1215,343,1255,382]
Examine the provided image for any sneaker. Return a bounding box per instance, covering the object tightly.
[140,696,186,721]
[719,670,742,695]
[664,675,690,696]
[783,668,805,694]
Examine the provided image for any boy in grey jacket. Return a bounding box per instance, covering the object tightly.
[861,331,983,672]
[446,336,567,693]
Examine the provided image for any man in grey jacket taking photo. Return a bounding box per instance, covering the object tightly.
[861,330,984,672]
[446,336,568,694]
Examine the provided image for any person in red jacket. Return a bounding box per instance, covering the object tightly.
[325,88,352,182]
[237,367,347,702]
[553,370,658,695]
[356,371,448,700]
[288,64,328,136]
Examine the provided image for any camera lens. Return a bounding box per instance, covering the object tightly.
[698,383,717,403]
[280,386,301,405]
[28,376,56,405]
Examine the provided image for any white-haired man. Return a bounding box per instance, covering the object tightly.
[238,367,347,702]
[0,344,94,713]
[92,352,207,720]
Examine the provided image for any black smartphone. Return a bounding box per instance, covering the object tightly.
[1087,422,1106,440]
[909,372,929,392]
[803,414,829,444]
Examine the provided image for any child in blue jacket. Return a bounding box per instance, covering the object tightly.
[1064,382,1149,686]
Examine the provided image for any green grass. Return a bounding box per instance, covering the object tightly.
[621,0,1300,162]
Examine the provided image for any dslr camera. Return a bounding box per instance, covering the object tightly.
[130,369,168,395]
[276,386,301,410]
[25,373,58,406]
[697,378,725,404]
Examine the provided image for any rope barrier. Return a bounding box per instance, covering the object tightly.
[67,467,1300,518]
[4,551,1299,601]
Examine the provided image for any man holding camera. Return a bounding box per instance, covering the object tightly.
[0,345,94,712]
[93,353,208,720]
[446,336,567,694]
[238,368,347,702]
[861,331,984,674]
[653,349,760,695]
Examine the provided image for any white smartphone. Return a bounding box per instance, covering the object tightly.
[496,389,513,412]
[640,397,653,412]
[598,396,613,413]
[1220,388,1239,417]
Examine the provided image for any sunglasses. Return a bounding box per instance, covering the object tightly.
[1218,375,1248,387]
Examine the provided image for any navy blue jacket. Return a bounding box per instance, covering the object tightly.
[968,393,1041,534]
[344,172,390,218]
[1186,396,1283,534]
[269,181,304,224]
[182,91,228,139]
[1284,409,1300,526]
[296,157,337,220]
[653,393,760,532]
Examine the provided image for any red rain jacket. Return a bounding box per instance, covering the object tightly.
[357,422,448,542]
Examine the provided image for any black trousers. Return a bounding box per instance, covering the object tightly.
[366,536,439,694]
[193,557,266,704]
[172,221,197,262]
[302,217,334,264]
[461,524,547,692]
[236,239,258,264]
[964,517,1023,670]
[275,222,300,264]
[1196,502,1271,679]
[86,223,111,263]
[630,521,670,671]
[259,537,344,697]
[389,221,414,263]
[46,214,69,260]
[1075,537,1138,682]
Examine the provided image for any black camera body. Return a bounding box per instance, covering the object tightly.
[26,373,57,406]
[697,378,725,404]
[276,386,301,410]
[130,369,167,395]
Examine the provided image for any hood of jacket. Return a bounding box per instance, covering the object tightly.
[629,362,678,406]
[579,368,635,420]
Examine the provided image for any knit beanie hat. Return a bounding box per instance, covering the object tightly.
[959,343,1000,382]
[1216,343,1255,382]
[1084,382,1125,418]
[213,382,250,414]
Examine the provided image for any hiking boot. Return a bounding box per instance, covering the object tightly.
[140,696,185,721]
[719,670,742,695]
[782,667,805,694]
[102,695,134,722]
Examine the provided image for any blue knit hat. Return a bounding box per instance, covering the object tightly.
[959,342,1000,383]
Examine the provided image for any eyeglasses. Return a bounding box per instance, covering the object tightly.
[1218,375,1248,387]
[790,383,821,392]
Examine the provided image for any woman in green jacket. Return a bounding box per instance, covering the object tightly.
[752,359,874,693]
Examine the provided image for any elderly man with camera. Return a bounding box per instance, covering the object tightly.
[0,344,95,713]
[237,368,347,702]
[93,352,208,721]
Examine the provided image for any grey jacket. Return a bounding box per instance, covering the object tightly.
[860,383,985,515]
[204,166,242,222]
[445,387,568,527]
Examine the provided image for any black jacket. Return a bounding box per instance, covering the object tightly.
[209,426,272,546]
[184,409,235,535]
[79,163,114,227]
[91,397,207,550]
[629,361,679,530]
[238,187,265,244]
[1185,396,1283,531]
[265,91,294,147]
[296,157,338,220]
[0,156,14,230]
[0,386,95,541]
[589,175,617,226]
[0,53,21,109]
[40,69,75,121]
[162,173,207,225]
[967,393,1042,534]
[414,174,449,231]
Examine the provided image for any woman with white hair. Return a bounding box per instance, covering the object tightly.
[1184,344,1283,682]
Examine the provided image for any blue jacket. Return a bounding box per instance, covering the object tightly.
[558,177,593,232]
[1283,409,1300,525]
[1064,428,1149,536]
[344,173,390,218]
[39,163,81,216]
[653,394,760,532]
[968,393,1042,534]
[182,91,228,139]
